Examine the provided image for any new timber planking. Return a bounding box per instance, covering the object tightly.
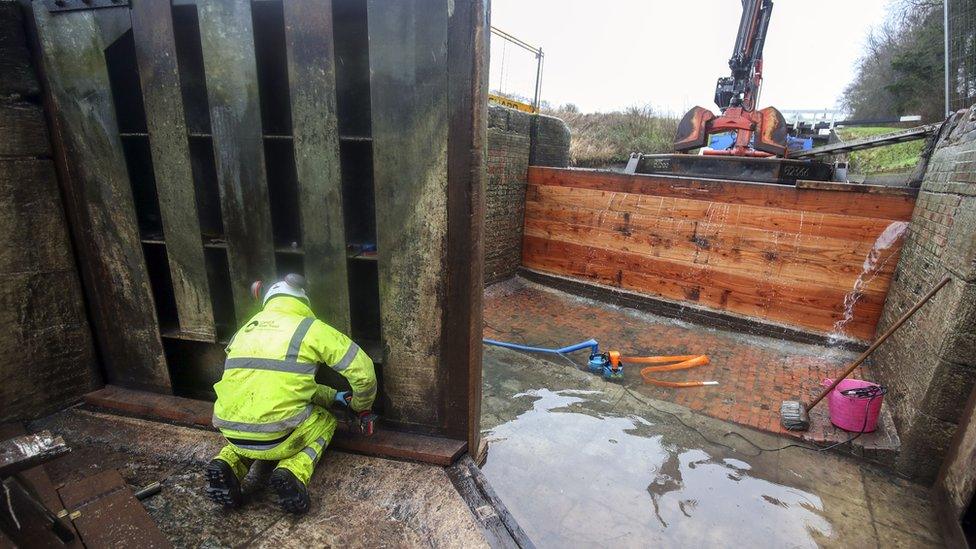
[367,0,450,431]
[523,167,915,341]
[33,4,170,391]
[131,0,215,341]
[282,0,351,333]
[197,0,276,323]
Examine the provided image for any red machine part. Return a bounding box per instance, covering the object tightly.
[672,0,788,157]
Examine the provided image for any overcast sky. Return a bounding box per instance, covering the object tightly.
[489,0,891,115]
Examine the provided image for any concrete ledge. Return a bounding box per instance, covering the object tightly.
[83,385,467,466]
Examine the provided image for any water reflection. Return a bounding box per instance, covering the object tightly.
[482,388,833,548]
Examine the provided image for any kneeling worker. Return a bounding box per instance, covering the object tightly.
[205,274,377,514]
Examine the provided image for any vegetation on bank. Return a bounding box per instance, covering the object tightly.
[542,104,678,168]
[836,126,925,174]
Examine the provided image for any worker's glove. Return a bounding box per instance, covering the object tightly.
[355,410,378,437]
[336,392,377,437]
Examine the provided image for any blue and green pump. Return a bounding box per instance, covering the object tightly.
[481,338,625,381]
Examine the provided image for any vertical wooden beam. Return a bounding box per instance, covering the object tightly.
[130,0,215,341]
[367,0,449,431]
[443,0,489,445]
[32,5,170,392]
[281,0,351,333]
[196,0,276,323]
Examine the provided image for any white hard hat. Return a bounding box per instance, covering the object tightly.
[251,273,309,306]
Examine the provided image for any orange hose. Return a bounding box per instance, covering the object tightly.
[617,354,713,388]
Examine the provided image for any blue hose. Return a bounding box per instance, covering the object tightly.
[482,338,600,356]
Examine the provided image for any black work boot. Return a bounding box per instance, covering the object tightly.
[204,458,243,508]
[269,467,310,514]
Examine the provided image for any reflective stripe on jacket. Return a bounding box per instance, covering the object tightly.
[212,296,377,440]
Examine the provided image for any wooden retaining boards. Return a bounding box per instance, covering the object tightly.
[367,0,450,430]
[524,167,915,340]
[83,386,467,466]
[528,167,917,220]
[281,0,350,333]
[32,5,170,391]
[131,0,215,341]
[196,0,276,323]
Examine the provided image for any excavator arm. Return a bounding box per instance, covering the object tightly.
[674,0,788,157]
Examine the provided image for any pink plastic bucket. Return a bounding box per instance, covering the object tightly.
[822,378,884,432]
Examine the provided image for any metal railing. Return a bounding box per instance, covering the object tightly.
[489,26,544,112]
[945,0,976,113]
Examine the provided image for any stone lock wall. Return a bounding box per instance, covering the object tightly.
[0,1,98,421]
[874,105,976,481]
[485,105,569,284]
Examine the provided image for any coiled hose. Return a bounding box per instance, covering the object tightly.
[617,354,715,387]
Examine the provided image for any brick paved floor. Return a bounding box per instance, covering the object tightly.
[483,277,898,451]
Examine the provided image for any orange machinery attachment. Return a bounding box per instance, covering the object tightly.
[673,0,789,157]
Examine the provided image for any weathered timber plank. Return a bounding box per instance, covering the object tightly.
[522,235,883,339]
[795,179,919,196]
[197,0,276,323]
[281,0,350,333]
[367,0,449,430]
[0,431,68,478]
[447,456,531,549]
[528,167,917,221]
[442,0,488,445]
[131,0,215,340]
[0,101,50,157]
[33,5,170,391]
[81,386,466,465]
[57,470,171,549]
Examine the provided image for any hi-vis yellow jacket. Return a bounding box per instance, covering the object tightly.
[212,296,376,441]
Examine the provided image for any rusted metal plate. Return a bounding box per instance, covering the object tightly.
[131,0,216,341]
[82,386,467,465]
[331,423,466,467]
[83,385,212,428]
[196,0,276,323]
[32,3,170,391]
[58,470,170,548]
[281,0,350,333]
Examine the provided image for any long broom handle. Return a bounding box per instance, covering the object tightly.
[808,276,951,409]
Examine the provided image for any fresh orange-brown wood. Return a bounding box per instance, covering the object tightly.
[522,168,915,340]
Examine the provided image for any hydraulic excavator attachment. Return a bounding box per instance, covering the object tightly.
[673,0,789,157]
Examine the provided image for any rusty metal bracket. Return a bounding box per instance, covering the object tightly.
[43,0,129,13]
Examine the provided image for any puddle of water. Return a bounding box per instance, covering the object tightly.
[482,389,833,548]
